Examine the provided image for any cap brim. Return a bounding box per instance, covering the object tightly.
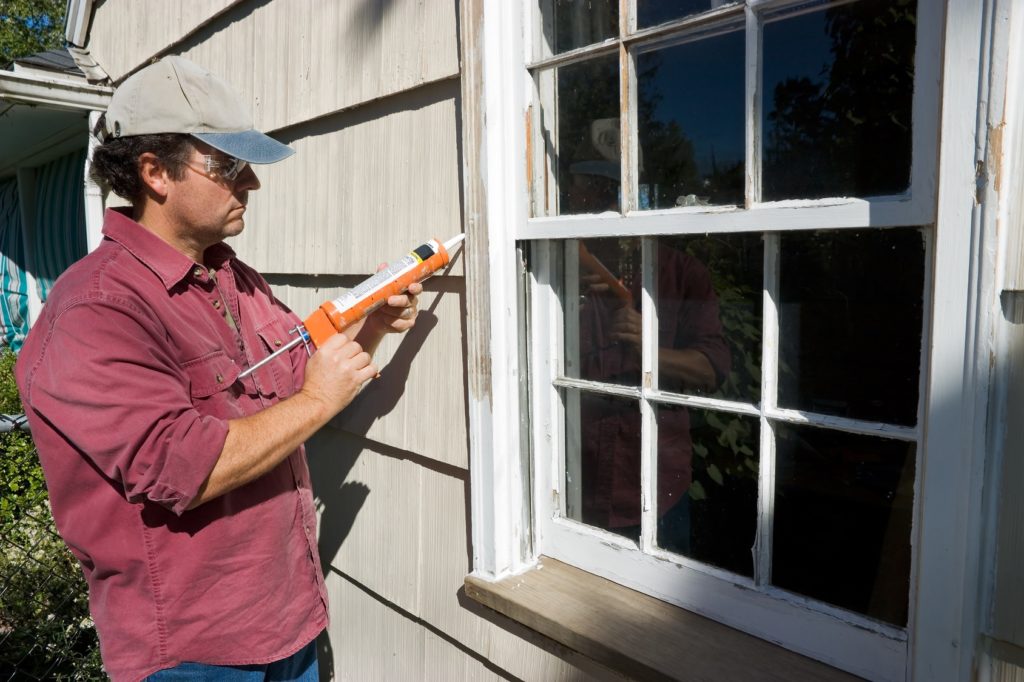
[191,130,295,164]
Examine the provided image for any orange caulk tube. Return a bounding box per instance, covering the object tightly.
[238,233,465,381]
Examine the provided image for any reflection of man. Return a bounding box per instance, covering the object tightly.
[15,57,419,680]
[576,240,730,552]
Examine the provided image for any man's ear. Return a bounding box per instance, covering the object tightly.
[138,152,171,198]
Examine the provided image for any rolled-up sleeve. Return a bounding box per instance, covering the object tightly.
[23,298,227,515]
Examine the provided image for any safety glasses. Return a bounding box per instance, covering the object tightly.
[187,154,249,182]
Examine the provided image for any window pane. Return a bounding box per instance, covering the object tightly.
[563,389,640,542]
[565,237,642,386]
[551,55,621,215]
[658,406,758,577]
[762,0,917,200]
[636,30,744,209]
[655,235,762,403]
[637,1,740,30]
[778,229,924,426]
[540,0,619,55]
[773,424,914,626]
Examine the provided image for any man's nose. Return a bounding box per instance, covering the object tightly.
[236,164,260,191]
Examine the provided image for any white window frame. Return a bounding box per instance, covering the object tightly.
[463,0,997,680]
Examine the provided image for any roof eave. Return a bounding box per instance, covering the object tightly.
[0,70,111,112]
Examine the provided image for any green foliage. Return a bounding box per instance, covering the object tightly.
[0,348,103,679]
[0,0,67,69]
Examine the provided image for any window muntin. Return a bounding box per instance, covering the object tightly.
[528,0,932,675]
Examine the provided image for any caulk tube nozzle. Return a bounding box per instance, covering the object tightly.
[443,233,466,252]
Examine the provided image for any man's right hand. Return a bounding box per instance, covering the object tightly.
[298,333,378,418]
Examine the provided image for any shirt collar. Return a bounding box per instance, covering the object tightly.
[101,208,237,290]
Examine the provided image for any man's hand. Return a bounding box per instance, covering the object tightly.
[298,333,377,418]
[609,304,642,348]
[364,281,422,335]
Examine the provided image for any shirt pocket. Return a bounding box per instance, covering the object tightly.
[181,351,243,415]
[253,317,298,399]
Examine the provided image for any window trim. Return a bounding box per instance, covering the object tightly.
[461,0,997,679]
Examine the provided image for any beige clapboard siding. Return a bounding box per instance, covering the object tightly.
[86,0,242,81]
[267,280,468,467]
[236,81,462,276]
[248,0,458,132]
[309,430,587,680]
[89,0,458,133]
[325,573,428,680]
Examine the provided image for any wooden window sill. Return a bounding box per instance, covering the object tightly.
[464,556,861,681]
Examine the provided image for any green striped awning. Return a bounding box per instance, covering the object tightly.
[32,148,88,303]
[0,177,28,351]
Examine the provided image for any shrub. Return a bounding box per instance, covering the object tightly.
[0,347,103,679]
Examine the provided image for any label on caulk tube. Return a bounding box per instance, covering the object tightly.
[328,240,440,313]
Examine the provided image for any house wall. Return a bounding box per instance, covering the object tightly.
[83,0,589,679]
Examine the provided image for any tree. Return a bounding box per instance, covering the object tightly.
[0,0,67,69]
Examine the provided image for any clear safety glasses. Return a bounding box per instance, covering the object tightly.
[188,154,249,182]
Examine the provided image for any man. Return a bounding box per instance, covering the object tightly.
[15,56,420,681]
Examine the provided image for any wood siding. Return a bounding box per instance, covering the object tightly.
[238,80,463,275]
[88,0,458,132]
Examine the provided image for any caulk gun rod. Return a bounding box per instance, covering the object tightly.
[237,335,305,381]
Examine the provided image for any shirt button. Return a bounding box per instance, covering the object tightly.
[193,267,203,278]
[274,339,282,347]
[213,300,221,309]
[216,374,223,383]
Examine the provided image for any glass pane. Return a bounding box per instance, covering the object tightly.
[637,0,739,30]
[636,29,744,209]
[564,389,641,542]
[551,55,621,215]
[565,237,642,386]
[655,235,762,403]
[658,406,758,577]
[778,229,924,426]
[773,424,915,626]
[761,0,917,200]
[541,0,619,55]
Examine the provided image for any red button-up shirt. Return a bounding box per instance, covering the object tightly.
[16,208,328,681]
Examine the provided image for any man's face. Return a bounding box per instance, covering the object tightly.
[165,142,261,249]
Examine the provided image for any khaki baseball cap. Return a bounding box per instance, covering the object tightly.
[101,56,294,164]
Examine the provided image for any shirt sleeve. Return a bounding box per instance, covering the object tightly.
[678,255,733,386]
[23,298,228,515]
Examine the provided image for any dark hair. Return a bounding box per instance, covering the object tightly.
[89,114,195,203]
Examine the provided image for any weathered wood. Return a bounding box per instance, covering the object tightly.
[465,557,862,682]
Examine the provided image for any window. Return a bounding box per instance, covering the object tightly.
[518,0,941,678]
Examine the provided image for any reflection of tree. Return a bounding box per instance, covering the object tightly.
[636,52,701,208]
[668,235,762,503]
[764,0,916,199]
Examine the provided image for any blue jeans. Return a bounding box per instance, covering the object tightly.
[146,640,318,681]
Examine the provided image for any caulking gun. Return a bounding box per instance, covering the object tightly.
[239,233,465,381]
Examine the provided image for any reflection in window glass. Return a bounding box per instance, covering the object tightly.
[553,56,621,215]
[637,30,744,209]
[544,0,618,55]
[656,235,762,403]
[563,389,640,542]
[637,0,738,30]
[773,424,915,626]
[564,238,642,386]
[762,0,917,200]
[778,229,924,426]
[657,406,758,577]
